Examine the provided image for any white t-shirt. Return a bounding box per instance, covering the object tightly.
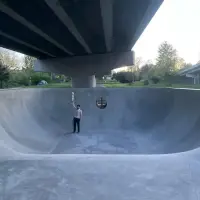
[74,108,82,119]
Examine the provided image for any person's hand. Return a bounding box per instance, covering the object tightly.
[72,92,75,102]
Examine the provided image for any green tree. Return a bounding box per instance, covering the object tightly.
[24,55,35,69]
[0,61,9,88]
[176,57,186,70]
[0,48,20,69]
[156,41,179,76]
[183,63,193,69]
[23,55,35,76]
[126,57,143,82]
[127,57,143,72]
[140,64,154,79]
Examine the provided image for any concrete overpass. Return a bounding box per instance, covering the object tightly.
[0,0,163,87]
[178,63,200,84]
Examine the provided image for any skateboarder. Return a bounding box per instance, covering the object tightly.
[72,102,82,133]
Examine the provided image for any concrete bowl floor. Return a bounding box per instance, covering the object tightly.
[1,88,200,199]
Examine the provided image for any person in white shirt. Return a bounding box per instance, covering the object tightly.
[72,102,82,133]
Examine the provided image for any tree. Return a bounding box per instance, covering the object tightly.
[156,41,179,76]
[183,63,193,69]
[23,55,35,76]
[151,76,160,84]
[135,57,144,71]
[176,57,186,70]
[0,48,20,70]
[126,57,144,81]
[0,61,9,88]
[139,64,154,79]
[24,55,35,69]
[112,72,117,80]
[127,57,143,72]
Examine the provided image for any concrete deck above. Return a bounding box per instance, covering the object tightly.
[0,0,163,59]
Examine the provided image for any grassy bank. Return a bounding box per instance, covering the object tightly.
[21,81,200,89]
[26,82,72,88]
[104,82,200,89]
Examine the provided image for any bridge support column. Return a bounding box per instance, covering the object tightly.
[34,51,134,87]
[194,74,200,84]
[72,75,96,88]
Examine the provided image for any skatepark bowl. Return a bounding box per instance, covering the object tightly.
[1,88,200,199]
[0,87,200,155]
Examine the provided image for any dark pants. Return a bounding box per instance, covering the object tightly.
[73,117,80,133]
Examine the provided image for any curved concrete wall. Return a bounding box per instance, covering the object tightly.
[1,88,200,154]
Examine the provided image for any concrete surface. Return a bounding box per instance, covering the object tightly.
[0,1,163,58]
[34,51,134,77]
[1,88,200,199]
[72,75,96,88]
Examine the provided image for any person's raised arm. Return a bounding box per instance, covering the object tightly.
[72,101,76,109]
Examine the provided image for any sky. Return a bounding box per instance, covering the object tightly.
[133,0,200,65]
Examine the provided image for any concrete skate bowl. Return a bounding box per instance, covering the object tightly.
[0,88,200,155]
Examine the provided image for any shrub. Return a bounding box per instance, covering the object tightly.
[7,81,21,88]
[163,74,193,85]
[7,71,52,87]
[9,71,29,86]
[128,82,134,86]
[151,76,160,84]
[0,62,9,88]
[17,76,29,86]
[143,80,149,85]
[134,72,142,81]
[31,73,51,85]
[114,71,134,83]
[165,83,172,87]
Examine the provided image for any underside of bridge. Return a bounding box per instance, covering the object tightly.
[0,0,163,87]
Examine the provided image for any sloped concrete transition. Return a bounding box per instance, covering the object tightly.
[0,88,200,199]
[0,88,200,154]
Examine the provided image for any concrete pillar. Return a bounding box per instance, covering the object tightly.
[72,75,96,88]
[193,74,200,85]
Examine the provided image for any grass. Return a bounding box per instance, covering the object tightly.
[167,84,200,89]
[104,81,144,88]
[12,81,200,89]
[104,81,200,89]
[26,82,72,88]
